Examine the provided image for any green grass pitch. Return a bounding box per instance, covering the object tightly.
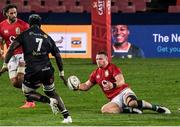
[0,58,180,126]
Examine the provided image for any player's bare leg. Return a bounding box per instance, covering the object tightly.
[10,77,21,88]
[16,61,25,87]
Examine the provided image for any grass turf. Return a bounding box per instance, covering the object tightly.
[0,58,180,126]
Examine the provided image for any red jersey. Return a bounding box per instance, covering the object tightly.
[89,63,129,100]
[0,19,29,55]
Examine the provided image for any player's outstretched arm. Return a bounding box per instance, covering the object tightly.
[4,40,20,63]
[59,71,68,86]
[67,76,94,91]
[78,80,94,91]
[0,63,8,76]
[0,37,4,59]
[54,52,67,86]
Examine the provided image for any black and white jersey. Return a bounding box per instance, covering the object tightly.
[14,26,61,75]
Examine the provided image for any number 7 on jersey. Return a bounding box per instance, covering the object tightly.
[36,38,43,51]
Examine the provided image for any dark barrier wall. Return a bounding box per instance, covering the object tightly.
[18,13,91,25]
[18,13,180,25]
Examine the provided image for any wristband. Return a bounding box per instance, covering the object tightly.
[112,83,117,89]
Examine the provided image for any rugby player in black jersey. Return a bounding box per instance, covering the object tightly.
[1,14,72,124]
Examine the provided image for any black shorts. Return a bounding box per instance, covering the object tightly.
[23,66,55,89]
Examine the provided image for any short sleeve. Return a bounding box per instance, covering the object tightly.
[112,64,122,77]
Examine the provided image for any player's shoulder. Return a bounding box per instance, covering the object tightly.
[109,63,121,71]
[0,19,7,25]
[109,63,118,68]
[91,67,99,76]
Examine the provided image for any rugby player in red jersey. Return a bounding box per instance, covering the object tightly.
[74,51,171,114]
[0,4,35,108]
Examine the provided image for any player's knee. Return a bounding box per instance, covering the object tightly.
[128,100,138,108]
[126,95,138,108]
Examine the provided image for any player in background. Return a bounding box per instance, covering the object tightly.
[1,14,72,123]
[71,51,171,114]
[0,4,35,108]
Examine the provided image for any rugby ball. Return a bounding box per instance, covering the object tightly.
[67,75,80,90]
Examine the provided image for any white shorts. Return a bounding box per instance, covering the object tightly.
[111,88,137,108]
[8,54,24,79]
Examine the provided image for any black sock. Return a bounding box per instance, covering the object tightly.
[152,105,157,111]
[61,110,70,118]
[39,96,50,103]
[137,100,143,109]
[122,107,132,113]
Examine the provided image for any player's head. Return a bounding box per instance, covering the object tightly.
[3,4,17,23]
[28,14,41,27]
[96,51,109,68]
[112,25,129,46]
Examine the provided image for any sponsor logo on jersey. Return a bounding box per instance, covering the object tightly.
[15,27,20,35]
[105,70,109,77]
[4,29,8,34]
[9,36,15,43]
[96,74,100,79]
[71,37,82,48]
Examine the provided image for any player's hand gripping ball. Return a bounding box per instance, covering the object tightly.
[67,75,80,90]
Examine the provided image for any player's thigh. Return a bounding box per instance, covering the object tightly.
[101,102,122,113]
[22,72,42,94]
[42,69,55,91]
